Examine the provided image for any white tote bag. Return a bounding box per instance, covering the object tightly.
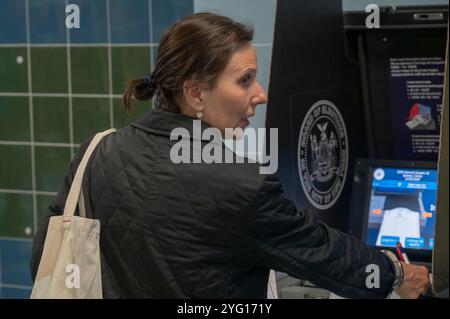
[31,129,116,299]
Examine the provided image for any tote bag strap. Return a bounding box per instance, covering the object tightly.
[63,128,116,218]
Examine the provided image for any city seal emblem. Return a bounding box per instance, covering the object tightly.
[297,100,348,210]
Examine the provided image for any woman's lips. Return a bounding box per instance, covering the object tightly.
[240,118,250,128]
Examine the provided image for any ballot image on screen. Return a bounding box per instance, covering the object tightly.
[365,167,437,251]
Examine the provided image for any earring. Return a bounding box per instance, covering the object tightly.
[196,112,203,119]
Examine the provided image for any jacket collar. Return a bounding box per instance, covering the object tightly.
[131,108,218,143]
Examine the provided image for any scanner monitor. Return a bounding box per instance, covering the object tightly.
[365,166,437,252]
[348,159,437,263]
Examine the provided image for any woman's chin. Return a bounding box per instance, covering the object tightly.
[223,124,247,140]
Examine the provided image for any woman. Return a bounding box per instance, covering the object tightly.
[30,12,429,299]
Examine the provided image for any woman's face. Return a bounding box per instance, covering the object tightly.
[199,43,268,136]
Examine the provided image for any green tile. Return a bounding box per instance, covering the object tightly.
[0,193,33,238]
[113,97,151,129]
[36,194,56,228]
[33,97,70,143]
[0,97,30,141]
[0,48,28,92]
[31,47,67,93]
[0,145,31,190]
[35,146,71,192]
[112,46,151,94]
[73,98,110,144]
[71,47,109,94]
[72,146,80,157]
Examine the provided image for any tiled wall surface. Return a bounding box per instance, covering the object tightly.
[0,0,276,298]
[0,0,194,298]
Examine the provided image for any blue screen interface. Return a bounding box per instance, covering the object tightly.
[365,167,437,251]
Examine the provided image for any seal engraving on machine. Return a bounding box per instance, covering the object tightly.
[297,100,349,210]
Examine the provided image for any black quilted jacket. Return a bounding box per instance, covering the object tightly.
[30,108,395,298]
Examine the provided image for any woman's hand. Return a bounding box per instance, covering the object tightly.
[394,262,430,298]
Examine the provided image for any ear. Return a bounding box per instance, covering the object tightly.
[182,79,207,113]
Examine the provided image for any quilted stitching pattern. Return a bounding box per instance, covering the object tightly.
[30,110,395,299]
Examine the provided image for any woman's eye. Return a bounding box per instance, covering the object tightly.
[239,75,251,87]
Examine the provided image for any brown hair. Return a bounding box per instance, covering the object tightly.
[123,12,254,113]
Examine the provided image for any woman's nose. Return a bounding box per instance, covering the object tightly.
[253,83,268,105]
[260,90,268,104]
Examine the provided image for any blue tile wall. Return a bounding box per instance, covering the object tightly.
[110,0,150,43]
[152,0,194,43]
[69,0,108,43]
[29,0,67,43]
[1,287,32,299]
[0,239,33,287]
[194,0,276,43]
[0,0,27,43]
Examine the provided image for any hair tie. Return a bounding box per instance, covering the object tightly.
[143,73,156,92]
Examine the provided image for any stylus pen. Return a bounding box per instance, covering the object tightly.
[396,242,405,262]
[397,242,410,264]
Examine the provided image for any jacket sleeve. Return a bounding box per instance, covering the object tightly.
[245,174,395,298]
[29,140,91,283]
